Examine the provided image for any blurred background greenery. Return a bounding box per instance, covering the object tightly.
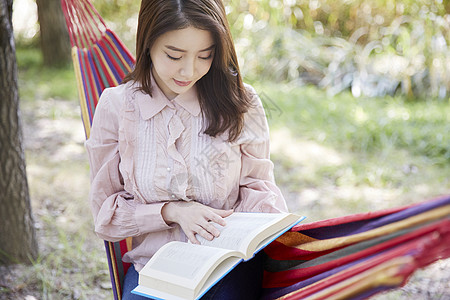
[14,0,450,100]
[227,0,450,99]
[5,0,449,299]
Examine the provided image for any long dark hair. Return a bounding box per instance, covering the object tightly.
[123,0,253,142]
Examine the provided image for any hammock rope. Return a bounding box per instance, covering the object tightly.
[61,0,450,299]
[62,0,134,138]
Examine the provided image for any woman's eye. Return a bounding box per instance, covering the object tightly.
[199,54,213,60]
[167,54,181,61]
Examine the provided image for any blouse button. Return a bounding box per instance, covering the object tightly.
[171,194,176,199]
[167,167,171,172]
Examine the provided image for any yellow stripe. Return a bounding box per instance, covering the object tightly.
[276,231,318,247]
[82,48,101,105]
[71,47,91,138]
[277,256,411,300]
[303,256,410,300]
[104,33,133,73]
[93,43,119,86]
[108,242,122,300]
[297,205,450,252]
[126,237,133,252]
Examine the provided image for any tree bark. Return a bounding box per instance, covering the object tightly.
[0,0,38,265]
[36,0,71,67]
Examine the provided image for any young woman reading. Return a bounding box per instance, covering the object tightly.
[85,0,288,298]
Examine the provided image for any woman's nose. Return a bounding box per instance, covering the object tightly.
[179,59,195,79]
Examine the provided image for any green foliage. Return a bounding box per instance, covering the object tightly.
[13,0,449,99]
[16,47,78,102]
[247,81,449,221]
[79,0,450,99]
[226,0,448,38]
[254,81,449,164]
[224,0,450,99]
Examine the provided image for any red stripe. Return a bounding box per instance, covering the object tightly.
[61,0,75,46]
[72,0,88,48]
[263,219,450,288]
[81,50,99,108]
[102,36,127,77]
[80,0,104,34]
[84,0,107,28]
[107,29,136,64]
[65,1,83,47]
[76,0,98,44]
[292,196,448,232]
[282,223,450,299]
[293,205,410,232]
[119,239,131,277]
[92,45,115,88]
[98,39,123,80]
[264,240,337,261]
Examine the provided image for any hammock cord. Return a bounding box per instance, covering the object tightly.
[62,0,108,49]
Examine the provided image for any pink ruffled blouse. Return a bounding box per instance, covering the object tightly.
[85,76,288,271]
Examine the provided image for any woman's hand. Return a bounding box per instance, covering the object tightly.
[161,201,233,244]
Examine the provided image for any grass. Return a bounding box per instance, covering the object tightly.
[249,81,449,221]
[1,46,448,299]
[16,47,78,102]
[0,47,112,299]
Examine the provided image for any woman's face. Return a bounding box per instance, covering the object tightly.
[150,26,215,100]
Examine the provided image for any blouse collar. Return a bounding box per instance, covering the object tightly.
[134,73,201,120]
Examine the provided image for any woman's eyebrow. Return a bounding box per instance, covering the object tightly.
[164,44,215,52]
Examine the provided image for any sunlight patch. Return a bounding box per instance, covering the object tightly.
[270,127,344,166]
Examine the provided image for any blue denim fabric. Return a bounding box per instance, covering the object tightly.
[122,252,264,300]
[122,265,148,300]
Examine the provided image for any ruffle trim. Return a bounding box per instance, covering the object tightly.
[118,83,143,203]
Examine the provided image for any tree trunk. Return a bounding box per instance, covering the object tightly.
[36,0,71,67]
[0,0,38,265]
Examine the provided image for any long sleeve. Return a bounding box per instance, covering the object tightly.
[234,86,288,213]
[85,88,172,242]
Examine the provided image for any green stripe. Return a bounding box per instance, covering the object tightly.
[113,241,125,288]
[91,47,110,88]
[264,222,429,273]
[79,50,96,116]
[103,40,128,75]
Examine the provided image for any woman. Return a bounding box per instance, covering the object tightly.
[85,0,288,298]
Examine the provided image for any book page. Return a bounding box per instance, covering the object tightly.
[139,242,243,299]
[196,213,287,253]
[134,256,242,300]
[142,242,233,282]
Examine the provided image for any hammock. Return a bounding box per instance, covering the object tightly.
[61,0,134,297]
[61,0,450,299]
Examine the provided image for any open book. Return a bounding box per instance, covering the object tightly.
[132,212,305,300]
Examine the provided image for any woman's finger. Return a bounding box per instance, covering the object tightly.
[201,220,221,237]
[207,210,231,227]
[186,230,200,245]
[195,225,214,241]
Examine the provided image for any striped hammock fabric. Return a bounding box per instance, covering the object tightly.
[61,0,135,138]
[261,195,450,299]
[61,0,450,299]
[61,0,134,298]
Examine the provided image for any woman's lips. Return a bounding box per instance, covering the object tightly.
[174,79,192,87]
